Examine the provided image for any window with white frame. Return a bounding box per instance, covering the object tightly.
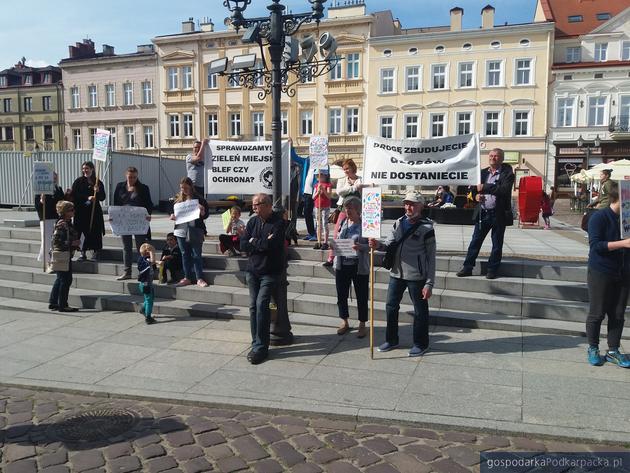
[623,41,630,61]
[329,55,342,80]
[405,66,420,92]
[431,64,447,89]
[380,116,393,138]
[346,107,359,134]
[169,115,180,137]
[72,129,81,149]
[88,85,97,107]
[207,69,218,89]
[142,81,152,104]
[123,82,133,106]
[430,113,445,137]
[252,112,264,139]
[207,113,218,137]
[594,43,608,62]
[43,125,53,141]
[105,84,115,106]
[23,97,32,112]
[24,75,32,85]
[183,113,193,137]
[168,67,179,90]
[300,110,313,135]
[380,68,395,93]
[458,62,474,88]
[71,87,80,108]
[230,112,241,136]
[404,115,419,138]
[42,96,51,111]
[143,126,154,148]
[254,61,264,86]
[24,126,33,141]
[281,110,288,136]
[3,98,10,112]
[484,111,500,136]
[619,96,630,129]
[556,97,575,127]
[106,127,117,150]
[0,76,6,87]
[566,47,581,63]
[515,58,532,85]
[89,128,97,148]
[486,60,502,86]
[588,96,607,125]
[329,108,342,134]
[513,111,531,136]
[124,126,135,149]
[1,126,14,141]
[228,71,240,88]
[346,52,360,79]
[182,66,193,89]
[456,112,472,135]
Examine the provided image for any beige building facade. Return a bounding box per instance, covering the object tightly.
[367,6,554,178]
[59,40,159,155]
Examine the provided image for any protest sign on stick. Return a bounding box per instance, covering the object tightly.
[33,162,55,195]
[309,136,329,170]
[620,180,630,239]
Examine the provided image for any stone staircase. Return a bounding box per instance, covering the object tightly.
[0,225,622,338]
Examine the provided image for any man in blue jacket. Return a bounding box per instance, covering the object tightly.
[586,182,630,367]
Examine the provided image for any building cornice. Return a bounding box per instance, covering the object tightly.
[59,53,157,69]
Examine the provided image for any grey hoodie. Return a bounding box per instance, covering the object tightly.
[380,216,436,289]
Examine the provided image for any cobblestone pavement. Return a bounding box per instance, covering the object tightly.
[2,386,630,473]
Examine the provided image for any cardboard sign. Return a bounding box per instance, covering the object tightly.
[92,128,111,162]
[361,187,382,239]
[174,199,200,225]
[331,238,357,257]
[32,162,55,194]
[108,206,150,236]
[309,136,329,170]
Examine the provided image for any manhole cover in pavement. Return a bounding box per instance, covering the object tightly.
[47,407,141,443]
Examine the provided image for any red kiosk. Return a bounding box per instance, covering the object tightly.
[518,176,542,227]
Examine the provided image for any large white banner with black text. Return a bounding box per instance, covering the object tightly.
[207,141,290,195]
[363,134,480,186]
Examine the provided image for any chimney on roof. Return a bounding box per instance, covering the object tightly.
[68,38,95,59]
[182,17,195,33]
[102,44,115,56]
[481,4,495,29]
[200,17,214,32]
[450,7,463,32]
[137,44,154,54]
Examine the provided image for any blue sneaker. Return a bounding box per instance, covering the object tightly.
[587,346,605,366]
[302,234,314,241]
[606,350,630,368]
[409,345,429,357]
[377,342,399,352]
[307,235,318,241]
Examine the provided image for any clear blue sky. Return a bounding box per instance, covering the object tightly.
[1,0,537,70]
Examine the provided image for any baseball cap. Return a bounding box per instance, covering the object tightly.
[403,191,424,204]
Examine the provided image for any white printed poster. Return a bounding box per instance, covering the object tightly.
[174,199,200,225]
[32,162,55,194]
[309,136,329,170]
[108,206,150,236]
[207,141,290,194]
[621,180,630,239]
[362,186,382,239]
[92,129,111,162]
[331,239,357,257]
[363,134,480,186]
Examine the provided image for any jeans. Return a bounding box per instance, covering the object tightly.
[385,277,430,349]
[121,234,148,272]
[586,268,630,350]
[302,194,315,236]
[177,232,204,281]
[335,265,368,322]
[463,209,506,271]
[246,272,279,354]
[139,282,154,318]
[49,261,73,308]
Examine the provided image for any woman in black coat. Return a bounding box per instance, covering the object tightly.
[71,161,106,261]
[113,166,153,280]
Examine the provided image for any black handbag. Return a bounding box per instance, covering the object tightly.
[382,221,423,270]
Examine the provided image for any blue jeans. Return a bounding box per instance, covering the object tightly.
[462,209,506,271]
[385,277,429,349]
[49,261,73,308]
[139,282,154,318]
[246,272,279,354]
[177,232,204,281]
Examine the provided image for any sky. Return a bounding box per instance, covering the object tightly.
[1,0,538,70]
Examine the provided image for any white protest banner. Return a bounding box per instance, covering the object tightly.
[362,186,382,239]
[108,206,150,236]
[309,136,329,170]
[331,239,357,257]
[92,129,111,162]
[620,180,630,239]
[207,141,290,194]
[32,162,55,194]
[363,134,480,186]
[174,199,200,224]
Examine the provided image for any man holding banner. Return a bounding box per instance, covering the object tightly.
[456,148,514,280]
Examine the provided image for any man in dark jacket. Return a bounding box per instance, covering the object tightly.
[240,193,286,365]
[457,148,514,279]
[585,182,630,367]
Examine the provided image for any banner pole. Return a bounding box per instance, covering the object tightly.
[41,194,46,272]
[370,247,374,360]
[89,162,99,231]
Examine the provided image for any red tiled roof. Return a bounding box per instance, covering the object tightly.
[539,0,630,37]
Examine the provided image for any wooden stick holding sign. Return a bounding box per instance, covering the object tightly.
[90,129,110,231]
[361,187,382,360]
[32,162,55,272]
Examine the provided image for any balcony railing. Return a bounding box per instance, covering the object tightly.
[609,116,630,139]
